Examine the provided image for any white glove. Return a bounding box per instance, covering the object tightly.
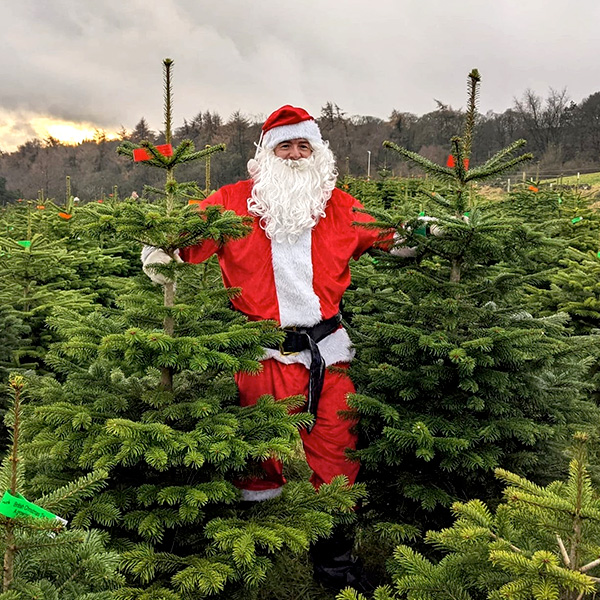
[390,215,443,257]
[141,246,182,285]
[417,215,444,237]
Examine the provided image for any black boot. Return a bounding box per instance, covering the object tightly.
[310,527,375,594]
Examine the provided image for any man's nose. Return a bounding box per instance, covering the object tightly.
[288,145,301,159]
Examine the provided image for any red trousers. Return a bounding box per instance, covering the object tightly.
[235,360,359,499]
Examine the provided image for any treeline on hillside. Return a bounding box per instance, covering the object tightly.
[1,86,599,202]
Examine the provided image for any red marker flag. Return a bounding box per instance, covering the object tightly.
[447,155,469,170]
[133,144,174,162]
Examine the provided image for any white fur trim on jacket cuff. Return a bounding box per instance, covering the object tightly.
[240,487,283,501]
[390,233,417,257]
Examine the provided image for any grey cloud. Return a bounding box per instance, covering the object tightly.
[1,0,600,148]
[0,113,38,151]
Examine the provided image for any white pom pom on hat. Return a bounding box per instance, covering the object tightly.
[260,105,323,149]
[246,158,260,177]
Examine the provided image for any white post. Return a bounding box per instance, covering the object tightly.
[507,178,511,193]
[367,150,371,180]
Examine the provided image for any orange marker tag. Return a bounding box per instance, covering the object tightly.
[188,199,202,205]
[58,212,73,220]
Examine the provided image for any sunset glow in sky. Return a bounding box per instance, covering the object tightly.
[31,117,120,145]
[0,110,121,151]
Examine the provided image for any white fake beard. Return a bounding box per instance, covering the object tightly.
[247,144,337,244]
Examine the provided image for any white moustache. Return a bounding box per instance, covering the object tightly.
[281,157,313,170]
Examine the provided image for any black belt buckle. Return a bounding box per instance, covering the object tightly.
[280,326,300,355]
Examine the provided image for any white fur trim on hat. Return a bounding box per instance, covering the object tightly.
[262,120,322,150]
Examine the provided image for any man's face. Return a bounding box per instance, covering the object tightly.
[273,138,313,160]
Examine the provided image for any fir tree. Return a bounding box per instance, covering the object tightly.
[492,186,600,410]
[0,198,125,372]
[493,186,600,256]
[0,374,123,599]
[24,58,361,599]
[344,69,600,537]
[338,433,600,600]
[0,308,29,380]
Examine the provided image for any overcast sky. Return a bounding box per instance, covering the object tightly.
[1,0,599,151]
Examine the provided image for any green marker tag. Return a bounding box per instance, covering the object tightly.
[17,241,31,248]
[558,196,563,204]
[416,211,427,235]
[597,251,600,259]
[414,210,427,236]
[571,217,583,224]
[464,212,470,217]
[0,491,67,525]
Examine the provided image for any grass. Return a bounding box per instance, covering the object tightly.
[542,171,600,187]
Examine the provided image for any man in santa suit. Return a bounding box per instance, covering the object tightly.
[143,105,395,591]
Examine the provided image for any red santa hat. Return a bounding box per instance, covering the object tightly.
[260,105,323,149]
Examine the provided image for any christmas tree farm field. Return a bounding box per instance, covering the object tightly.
[3,65,600,599]
[3,175,600,599]
[3,172,600,599]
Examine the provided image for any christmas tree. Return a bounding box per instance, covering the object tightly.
[344,70,600,539]
[494,186,600,410]
[339,433,600,600]
[0,193,134,374]
[0,374,122,599]
[24,59,360,599]
[0,203,94,371]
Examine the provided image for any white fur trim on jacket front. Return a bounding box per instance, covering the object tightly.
[262,120,322,149]
[261,327,355,368]
[271,231,322,327]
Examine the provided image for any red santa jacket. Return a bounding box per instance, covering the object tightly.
[180,180,389,367]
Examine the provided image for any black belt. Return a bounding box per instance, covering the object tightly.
[268,313,342,432]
